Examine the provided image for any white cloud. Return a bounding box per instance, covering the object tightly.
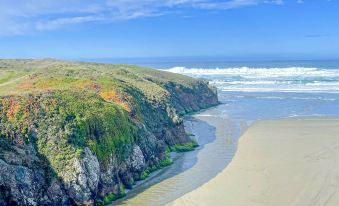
[36,15,106,30]
[0,0,287,35]
[191,0,259,9]
[273,0,284,5]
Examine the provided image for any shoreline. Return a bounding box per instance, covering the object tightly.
[114,105,244,205]
[112,114,216,205]
[169,116,339,206]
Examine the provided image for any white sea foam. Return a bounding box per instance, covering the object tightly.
[253,96,337,101]
[305,82,339,86]
[210,80,294,85]
[164,66,339,78]
[220,87,339,93]
[165,66,339,93]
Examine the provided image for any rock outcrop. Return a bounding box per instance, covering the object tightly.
[0,59,218,206]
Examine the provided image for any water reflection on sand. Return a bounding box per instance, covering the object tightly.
[114,107,245,206]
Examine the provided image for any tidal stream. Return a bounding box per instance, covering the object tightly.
[114,106,245,206]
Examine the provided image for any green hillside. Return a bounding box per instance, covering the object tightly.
[0,59,218,206]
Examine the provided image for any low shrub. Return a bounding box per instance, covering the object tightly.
[170,140,199,152]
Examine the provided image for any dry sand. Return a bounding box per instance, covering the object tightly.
[169,117,339,206]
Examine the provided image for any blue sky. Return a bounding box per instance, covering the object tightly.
[0,0,338,60]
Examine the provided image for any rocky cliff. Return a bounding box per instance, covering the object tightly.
[0,59,218,206]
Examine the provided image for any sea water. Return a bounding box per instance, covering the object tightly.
[164,60,339,120]
[109,59,339,205]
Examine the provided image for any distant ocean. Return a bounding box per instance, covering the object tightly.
[89,58,339,120]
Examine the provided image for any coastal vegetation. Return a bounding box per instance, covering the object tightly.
[170,141,199,152]
[0,59,218,206]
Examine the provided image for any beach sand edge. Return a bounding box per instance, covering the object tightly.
[169,117,339,206]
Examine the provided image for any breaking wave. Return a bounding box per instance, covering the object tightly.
[164,66,339,78]
[164,66,339,93]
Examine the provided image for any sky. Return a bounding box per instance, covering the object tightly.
[0,0,338,60]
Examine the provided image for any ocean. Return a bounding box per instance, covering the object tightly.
[104,58,339,206]
[160,60,339,122]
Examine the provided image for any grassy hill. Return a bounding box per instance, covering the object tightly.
[0,59,218,206]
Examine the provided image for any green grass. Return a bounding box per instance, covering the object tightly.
[0,71,26,85]
[170,140,199,152]
[139,170,150,180]
[139,148,173,181]
[96,184,126,205]
[159,156,173,167]
[0,59,201,100]
[139,157,173,180]
[0,91,136,175]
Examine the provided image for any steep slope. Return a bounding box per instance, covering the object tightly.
[0,59,218,206]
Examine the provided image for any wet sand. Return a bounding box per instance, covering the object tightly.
[170,117,339,206]
[114,108,247,206]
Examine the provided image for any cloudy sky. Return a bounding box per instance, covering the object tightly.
[0,0,338,59]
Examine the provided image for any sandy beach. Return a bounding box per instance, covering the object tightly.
[169,117,339,206]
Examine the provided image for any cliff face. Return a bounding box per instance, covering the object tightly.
[0,59,218,206]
